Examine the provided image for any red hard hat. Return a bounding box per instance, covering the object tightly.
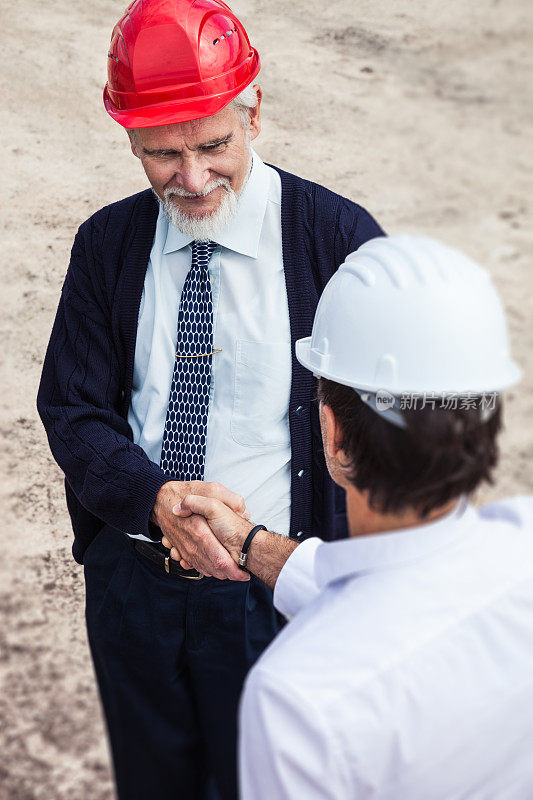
[103,0,260,128]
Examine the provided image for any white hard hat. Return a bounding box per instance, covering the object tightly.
[296,235,521,427]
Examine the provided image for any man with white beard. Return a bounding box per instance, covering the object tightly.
[36,1,383,798]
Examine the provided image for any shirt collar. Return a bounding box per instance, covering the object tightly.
[162,148,270,259]
[315,496,477,589]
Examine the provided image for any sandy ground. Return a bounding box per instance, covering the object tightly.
[1,0,532,796]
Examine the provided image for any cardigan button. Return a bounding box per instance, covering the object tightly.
[297,469,305,478]
[295,405,304,415]
[296,531,304,538]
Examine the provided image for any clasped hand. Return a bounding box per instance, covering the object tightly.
[152,480,254,581]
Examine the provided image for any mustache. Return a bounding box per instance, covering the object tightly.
[164,178,232,200]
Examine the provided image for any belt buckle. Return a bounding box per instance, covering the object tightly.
[164,555,203,580]
[182,571,204,581]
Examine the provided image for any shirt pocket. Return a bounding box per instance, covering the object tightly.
[231,340,292,448]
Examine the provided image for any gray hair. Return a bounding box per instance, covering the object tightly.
[229,82,259,127]
[126,81,259,141]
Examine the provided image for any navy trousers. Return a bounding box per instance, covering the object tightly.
[83,524,282,800]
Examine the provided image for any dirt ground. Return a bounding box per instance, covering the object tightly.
[1,0,532,797]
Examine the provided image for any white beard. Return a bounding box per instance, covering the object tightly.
[160,151,251,242]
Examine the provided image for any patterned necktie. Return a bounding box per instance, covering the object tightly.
[160,240,217,481]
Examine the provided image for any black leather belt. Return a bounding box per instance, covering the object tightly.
[132,539,203,580]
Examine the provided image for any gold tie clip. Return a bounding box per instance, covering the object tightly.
[175,348,223,359]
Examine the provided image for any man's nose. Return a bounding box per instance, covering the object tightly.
[176,158,211,195]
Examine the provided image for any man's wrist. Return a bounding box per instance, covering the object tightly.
[243,528,271,572]
[238,526,268,569]
[247,528,269,557]
[151,481,175,527]
[230,525,269,569]
[225,519,255,563]
[241,529,299,590]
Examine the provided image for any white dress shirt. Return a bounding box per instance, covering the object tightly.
[127,151,292,540]
[240,496,533,799]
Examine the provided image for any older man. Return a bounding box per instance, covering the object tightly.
[36,0,383,797]
[185,236,533,799]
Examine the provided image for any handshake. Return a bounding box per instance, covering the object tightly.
[151,479,266,582]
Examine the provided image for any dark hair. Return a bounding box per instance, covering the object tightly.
[317,378,502,518]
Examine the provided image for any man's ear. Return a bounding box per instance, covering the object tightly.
[321,402,343,460]
[248,85,262,141]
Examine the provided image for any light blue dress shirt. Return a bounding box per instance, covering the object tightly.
[127,151,292,540]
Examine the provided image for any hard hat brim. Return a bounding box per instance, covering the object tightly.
[104,50,260,129]
[295,337,523,395]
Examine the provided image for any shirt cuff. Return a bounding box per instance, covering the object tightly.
[274,537,321,619]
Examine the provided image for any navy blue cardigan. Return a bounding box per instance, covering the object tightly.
[37,166,384,563]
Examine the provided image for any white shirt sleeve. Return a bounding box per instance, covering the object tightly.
[239,667,347,800]
[273,537,321,618]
